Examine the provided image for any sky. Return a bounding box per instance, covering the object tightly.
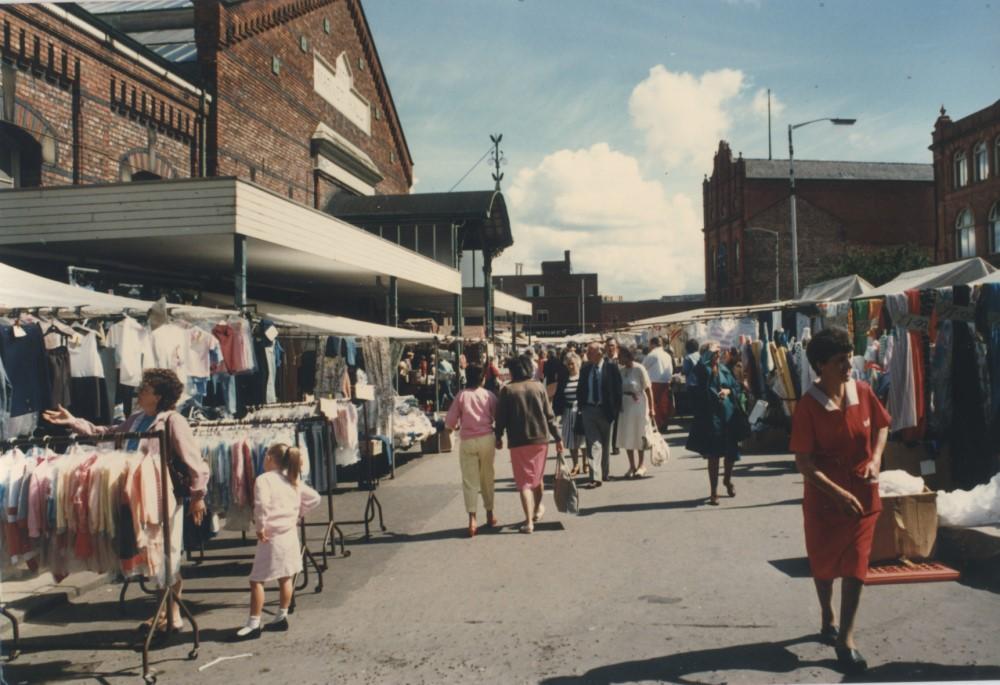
[365,0,997,300]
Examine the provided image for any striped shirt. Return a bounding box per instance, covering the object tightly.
[563,376,579,409]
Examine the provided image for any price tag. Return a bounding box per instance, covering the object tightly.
[12,323,26,338]
[264,325,278,342]
[894,313,930,333]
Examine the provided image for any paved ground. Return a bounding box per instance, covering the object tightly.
[3,424,1000,684]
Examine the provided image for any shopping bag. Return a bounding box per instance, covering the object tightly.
[553,457,579,515]
[647,418,670,467]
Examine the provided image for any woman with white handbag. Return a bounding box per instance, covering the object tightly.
[616,346,656,479]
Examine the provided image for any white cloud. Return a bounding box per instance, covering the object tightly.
[751,88,784,119]
[628,65,744,169]
[497,143,704,299]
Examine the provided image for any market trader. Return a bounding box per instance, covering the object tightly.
[789,327,890,676]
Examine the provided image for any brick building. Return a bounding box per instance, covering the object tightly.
[930,100,1000,267]
[494,251,600,337]
[0,3,207,190]
[703,141,935,306]
[0,1,523,329]
[600,294,705,331]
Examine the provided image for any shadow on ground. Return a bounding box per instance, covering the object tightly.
[579,498,709,517]
[538,634,1000,684]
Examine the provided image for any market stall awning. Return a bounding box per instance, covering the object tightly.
[968,269,1000,286]
[858,258,997,299]
[798,274,874,302]
[327,190,513,252]
[197,291,436,340]
[0,178,462,304]
[629,300,803,329]
[0,260,235,319]
[463,288,532,317]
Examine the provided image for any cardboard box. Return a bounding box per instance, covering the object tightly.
[881,442,952,491]
[870,489,938,563]
[421,430,452,454]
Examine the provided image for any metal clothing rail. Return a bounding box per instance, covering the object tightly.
[0,430,199,681]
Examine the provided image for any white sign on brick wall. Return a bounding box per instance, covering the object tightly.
[313,52,371,136]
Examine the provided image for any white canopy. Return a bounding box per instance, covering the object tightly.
[969,269,1000,286]
[266,312,436,341]
[798,274,874,302]
[0,260,236,319]
[859,258,997,298]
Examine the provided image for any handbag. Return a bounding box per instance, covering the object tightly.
[553,456,580,515]
[730,397,752,442]
[646,417,670,466]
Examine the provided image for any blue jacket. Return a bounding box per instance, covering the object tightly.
[0,322,51,419]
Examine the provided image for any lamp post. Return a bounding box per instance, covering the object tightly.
[788,117,856,298]
[746,226,780,302]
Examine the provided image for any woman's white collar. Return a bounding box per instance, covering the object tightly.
[807,379,859,411]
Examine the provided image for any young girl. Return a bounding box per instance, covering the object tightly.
[235,443,320,640]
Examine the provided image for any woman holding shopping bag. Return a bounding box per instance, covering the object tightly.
[616,346,656,479]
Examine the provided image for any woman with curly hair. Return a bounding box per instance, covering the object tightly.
[44,368,210,634]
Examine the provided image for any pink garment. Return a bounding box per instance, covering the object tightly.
[253,471,321,538]
[69,410,210,500]
[332,403,359,449]
[231,441,246,507]
[27,457,55,538]
[510,443,548,490]
[445,388,498,439]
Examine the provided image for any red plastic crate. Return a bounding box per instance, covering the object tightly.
[865,560,960,585]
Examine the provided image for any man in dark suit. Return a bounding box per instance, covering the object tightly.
[578,341,622,486]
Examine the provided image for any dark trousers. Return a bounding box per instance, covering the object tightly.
[582,405,612,481]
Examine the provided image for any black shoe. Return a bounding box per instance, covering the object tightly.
[231,627,261,642]
[820,625,839,645]
[835,646,868,674]
[265,617,289,632]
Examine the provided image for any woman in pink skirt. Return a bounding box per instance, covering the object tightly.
[495,356,563,533]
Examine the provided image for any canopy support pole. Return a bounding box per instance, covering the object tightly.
[387,276,398,327]
[234,234,247,310]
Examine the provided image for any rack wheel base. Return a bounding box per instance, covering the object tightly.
[188,648,199,660]
[143,673,157,684]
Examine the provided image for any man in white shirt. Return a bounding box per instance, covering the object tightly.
[642,336,675,432]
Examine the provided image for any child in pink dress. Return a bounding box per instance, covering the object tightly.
[234,443,320,640]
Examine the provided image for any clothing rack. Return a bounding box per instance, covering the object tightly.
[0,429,199,681]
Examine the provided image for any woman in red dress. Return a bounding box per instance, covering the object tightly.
[789,327,890,675]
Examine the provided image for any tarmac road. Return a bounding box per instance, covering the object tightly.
[4,426,999,684]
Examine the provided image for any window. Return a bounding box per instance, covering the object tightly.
[535,309,549,323]
[974,142,989,182]
[526,284,544,298]
[990,203,1000,254]
[956,208,976,258]
[717,244,728,288]
[0,124,42,189]
[954,150,968,188]
[734,240,741,273]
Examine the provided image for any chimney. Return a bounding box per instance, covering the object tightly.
[564,250,571,271]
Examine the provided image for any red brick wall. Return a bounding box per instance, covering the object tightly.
[195,0,412,206]
[1,4,202,187]
[931,102,1000,266]
[494,272,600,333]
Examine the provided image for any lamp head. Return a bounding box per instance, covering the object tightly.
[830,118,856,126]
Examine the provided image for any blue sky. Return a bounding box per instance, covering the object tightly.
[364,0,997,298]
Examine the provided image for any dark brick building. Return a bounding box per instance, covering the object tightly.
[0,0,411,204]
[930,100,1000,267]
[0,3,206,190]
[494,251,600,337]
[703,142,935,306]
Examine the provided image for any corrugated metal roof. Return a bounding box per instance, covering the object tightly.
[78,0,193,13]
[123,28,197,62]
[147,42,197,62]
[744,159,933,182]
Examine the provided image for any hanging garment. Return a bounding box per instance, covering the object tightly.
[68,330,110,425]
[107,316,152,388]
[885,294,917,432]
[0,321,52,421]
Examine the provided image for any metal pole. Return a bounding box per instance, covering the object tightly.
[788,124,799,299]
[774,233,780,302]
[580,278,585,334]
[388,276,398,327]
[767,89,772,161]
[234,234,247,309]
[483,251,493,340]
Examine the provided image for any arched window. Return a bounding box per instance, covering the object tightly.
[717,244,728,288]
[956,208,975,258]
[990,203,1000,255]
[974,141,989,182]
[953,150,968,189]
[0,124,42,190]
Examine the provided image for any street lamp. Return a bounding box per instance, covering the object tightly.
[788,117,856,298]
[745,226,780,302]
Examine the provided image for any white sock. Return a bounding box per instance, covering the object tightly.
[236,615,261,636]
[271,608,288,623]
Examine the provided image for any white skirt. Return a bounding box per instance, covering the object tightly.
[249,528,303,583]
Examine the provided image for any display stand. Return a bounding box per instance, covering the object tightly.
[355,384,387,541]
[0,429,199,682]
